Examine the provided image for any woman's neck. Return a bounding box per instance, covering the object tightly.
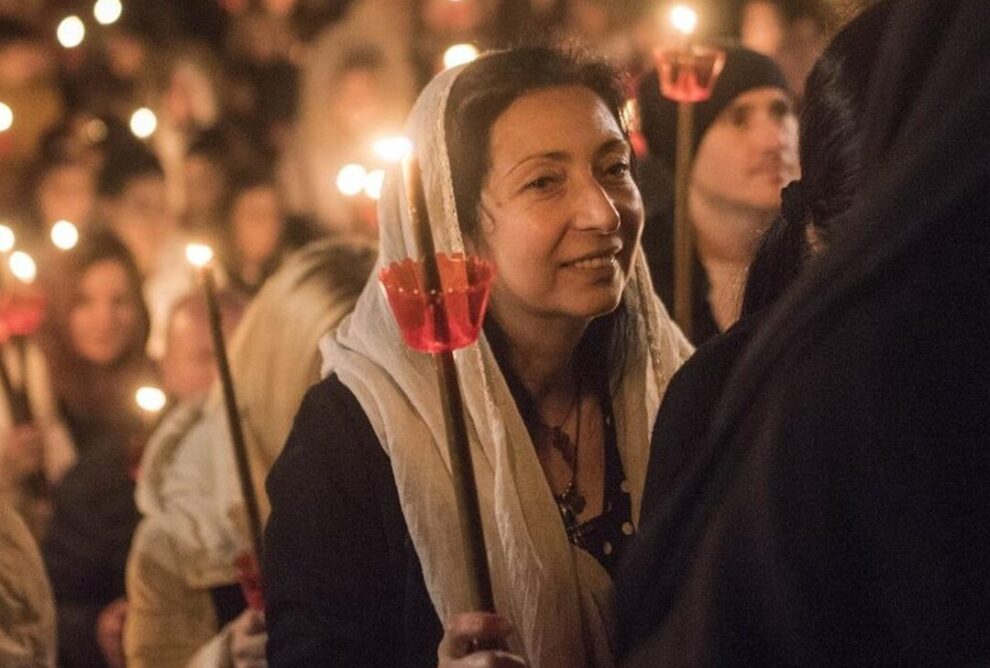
[488,302,586,402]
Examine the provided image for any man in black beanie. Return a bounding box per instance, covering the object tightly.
[637,45,798,343]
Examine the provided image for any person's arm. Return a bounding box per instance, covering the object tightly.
[124,518,218,668]
[263,377,406,667]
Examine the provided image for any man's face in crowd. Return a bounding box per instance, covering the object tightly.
[691,87,799,213]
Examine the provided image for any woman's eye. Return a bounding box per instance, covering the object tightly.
[525,175,559,191]
[605,162,630,178]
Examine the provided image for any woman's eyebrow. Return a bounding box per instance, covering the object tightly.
[505,151,569,176]
[596,137,631,157]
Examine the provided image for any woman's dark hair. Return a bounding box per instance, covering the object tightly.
[445,46,632,427]
[43,228,152,434]
[742,1,895,317]
[54,228,152,361]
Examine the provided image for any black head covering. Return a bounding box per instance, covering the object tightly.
[637,44,791,169]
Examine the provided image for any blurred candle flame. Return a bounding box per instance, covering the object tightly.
[364,169,386,201]
[336,163,368,197]
[51,220,79,251]
[135,386,167,414]
[0,225,14,253]
[372,136,413,163]
[185,243,214,268]
[443,43,479,70]
[93,0,123,25]
[670,5,698,36]
[9,251,37,284]
[130,108,157,139]
[0,103,12,133]
[57,16,86,48]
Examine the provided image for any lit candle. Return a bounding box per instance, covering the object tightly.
[50,220,79,251]
[8,251,37,285]
[443,43,479,70]
[653,5,725,339]
[186,244,265,564]
[0,103,12,133]
[93,0,123,25]
[130,108,158,139]
[135,385,167,415]
[336,163,368,197]
[57,15,86,49]
[372,135,413,163]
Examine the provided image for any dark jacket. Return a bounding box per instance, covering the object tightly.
[264,375,442,667]
[614,1,990,664]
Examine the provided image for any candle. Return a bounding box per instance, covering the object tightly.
[336,163,368,197]
[0,103,12,133]
[57,15,86,49]
[372,136,413,163]
[135,385,167,415]
[653,5,725,339]
[443,43,479,70]
[186,243,265,564]
[130,108,157,140]
[389,155,496,614]
[93,0,123,25]
[51,220,79,251]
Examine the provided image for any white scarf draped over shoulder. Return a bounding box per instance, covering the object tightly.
[321,61,691,667]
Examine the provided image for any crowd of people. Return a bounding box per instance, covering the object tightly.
[0,0,986,667]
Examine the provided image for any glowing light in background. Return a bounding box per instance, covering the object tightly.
[93,0,123,25]
[443,43,479,70]
[51,220,80,250]
[185,243,215,267]
[135,386,167,414]
[129,108,157,139]
[57,16,86,48]
[372,136,413,163]
[0,103,12,132]
[364,169,386,201]
[670,5,699,35]
[336,164,368,197]
[0,225,14,252]
[9,251,37,284]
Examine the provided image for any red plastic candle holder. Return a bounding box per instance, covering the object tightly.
[234,551,265,612]
[654,46,726,103]
[0,289,45,342]
[379,253,495,354]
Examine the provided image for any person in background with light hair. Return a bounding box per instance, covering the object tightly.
[124,237,376,668]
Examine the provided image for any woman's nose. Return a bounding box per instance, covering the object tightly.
[573,175,621,233]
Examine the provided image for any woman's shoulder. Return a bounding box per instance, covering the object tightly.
[268,374,389,512]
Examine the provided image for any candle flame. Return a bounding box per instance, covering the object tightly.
[443,43,479,70]
[57,15,86,48]
[185,243,214,267]
[0,103,12,133]
[372,136,413,163]
[51,220,79,250]
[364,169,386,200]
[93,0,123,25]
[0,225,14,253]
[135,386,167,414]
[130,108,158,139]
[336,163,368,197]
[670,5,698,36]
[9,251,37,284]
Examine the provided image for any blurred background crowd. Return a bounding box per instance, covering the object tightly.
[0,0,879,666]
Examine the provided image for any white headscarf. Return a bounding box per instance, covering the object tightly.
[322,58,691,667]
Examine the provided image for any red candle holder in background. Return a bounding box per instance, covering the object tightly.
[0,289,46,342]
[653,46,726,103]
[234,551,265,612]
[379,253,495,353]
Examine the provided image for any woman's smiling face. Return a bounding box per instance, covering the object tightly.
[477,85,643,328]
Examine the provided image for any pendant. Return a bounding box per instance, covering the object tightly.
[555,480,587,531]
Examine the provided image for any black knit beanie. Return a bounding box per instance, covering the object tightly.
[638,44,791,170]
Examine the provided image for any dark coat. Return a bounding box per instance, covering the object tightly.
[263,375,442,667]
[616,1,990,664]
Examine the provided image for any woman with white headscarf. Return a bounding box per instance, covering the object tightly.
[264,46,691,667]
